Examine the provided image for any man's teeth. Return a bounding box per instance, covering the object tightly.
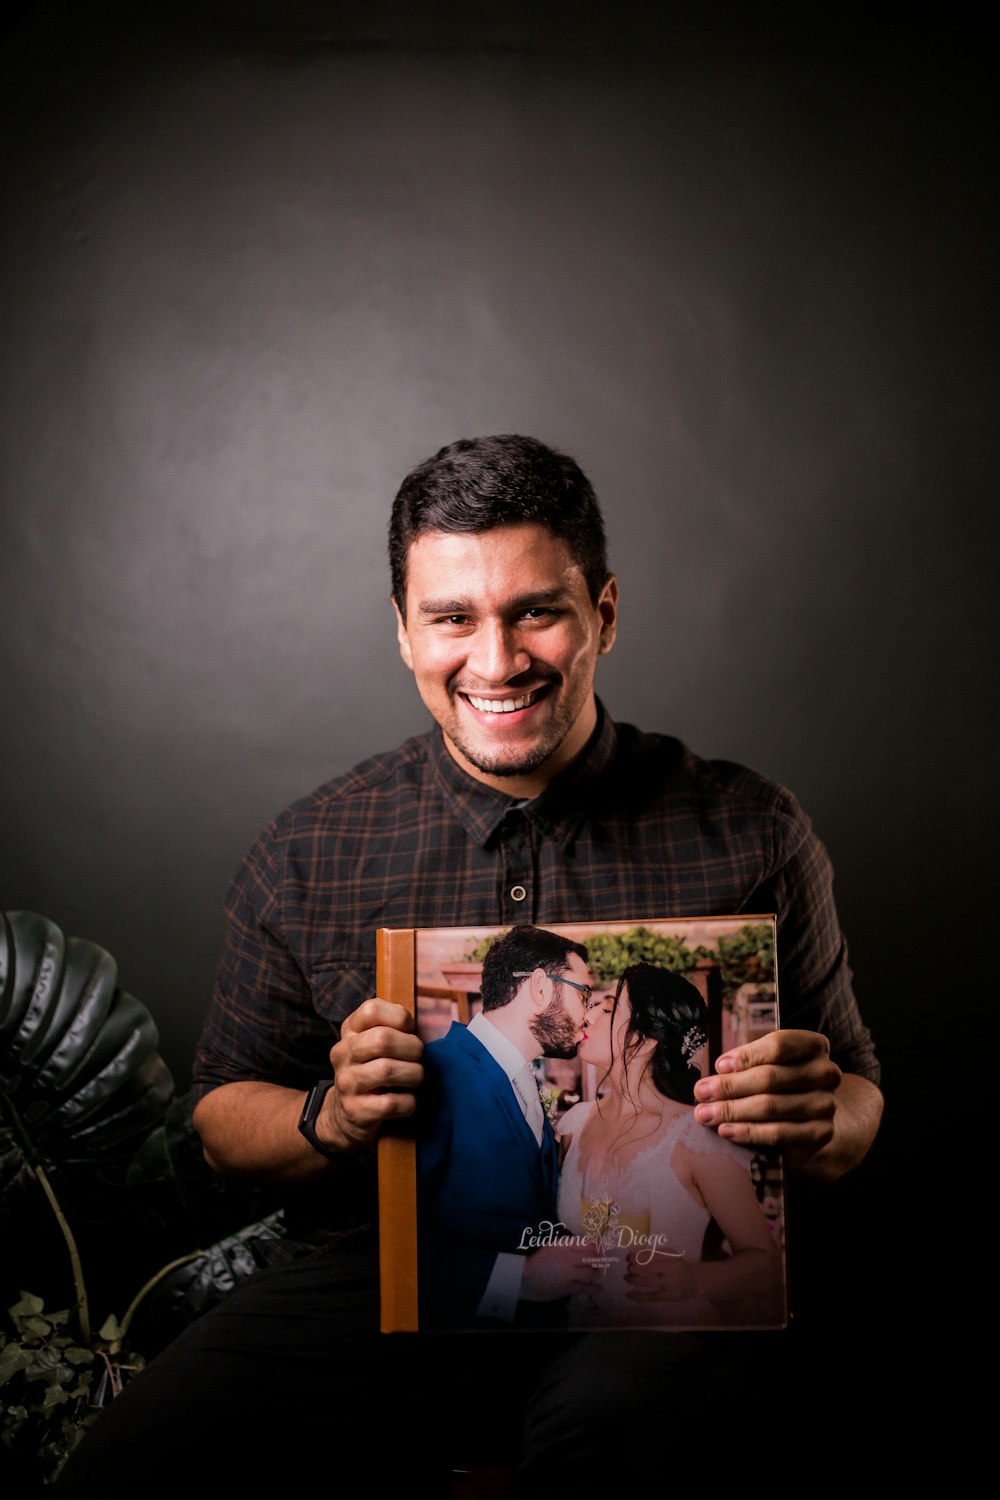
[466,692,537,714]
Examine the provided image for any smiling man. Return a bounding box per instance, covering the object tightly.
[393,525,616,792]
[388,434,619,797]
[59,434,883,1493]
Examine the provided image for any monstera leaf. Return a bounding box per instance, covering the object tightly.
[0,911,287,1317]
[0,911,294,1485]
[0,909,174,1209]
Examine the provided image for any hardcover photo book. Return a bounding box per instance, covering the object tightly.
[377,915,788,1334]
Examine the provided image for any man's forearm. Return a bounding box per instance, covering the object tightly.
[794,1072,884,1183]
[192,1080,346,1182]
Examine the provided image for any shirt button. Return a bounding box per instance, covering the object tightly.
[510,884,527,902]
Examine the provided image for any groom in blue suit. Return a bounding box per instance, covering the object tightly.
[417,924,597,1327]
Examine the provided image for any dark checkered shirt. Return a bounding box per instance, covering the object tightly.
[193,706,879,1102]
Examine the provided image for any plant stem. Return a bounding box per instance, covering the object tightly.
[114,1250,204,1353]
[33,1160,90,1342]
[1,1081,92,1341]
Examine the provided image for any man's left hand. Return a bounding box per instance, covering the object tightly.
[693,1029,880,1178]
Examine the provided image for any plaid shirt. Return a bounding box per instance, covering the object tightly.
[193,706,879,1102]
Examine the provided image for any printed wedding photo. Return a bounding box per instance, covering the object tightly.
[377,915,788,1333]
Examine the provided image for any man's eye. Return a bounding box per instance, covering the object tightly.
[520,607,557,622]
[434,614,471,627]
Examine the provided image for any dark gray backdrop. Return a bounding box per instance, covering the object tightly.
[2,2,996,1257]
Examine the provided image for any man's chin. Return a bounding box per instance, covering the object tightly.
[449,733,561,782]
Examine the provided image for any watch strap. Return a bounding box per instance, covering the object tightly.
[298,1078,339,1159]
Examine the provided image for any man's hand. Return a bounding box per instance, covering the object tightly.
[519,1241,599,1302]
[692,1029,883,1181]
[320,999,424,1153]
[193,998,423,1180]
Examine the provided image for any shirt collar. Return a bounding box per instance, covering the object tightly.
[426,700,619,850]
[467,1010,530,1079]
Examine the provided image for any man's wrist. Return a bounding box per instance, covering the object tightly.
[298,1079,342,1160]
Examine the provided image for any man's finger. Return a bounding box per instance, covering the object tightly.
[694,1055,840,1104]
[713,1027,830,1075]
[714,1117,836,1157]
[335,1054,424,1098]
[336,1024,424,1067]
[339,998,416,1036]
[694,1088,836,1129]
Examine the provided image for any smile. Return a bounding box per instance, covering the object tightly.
[463,689,544,715]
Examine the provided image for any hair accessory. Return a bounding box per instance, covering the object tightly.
[680,1025,707,1064]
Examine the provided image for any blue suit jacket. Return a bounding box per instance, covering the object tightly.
[416,1021,560,1328]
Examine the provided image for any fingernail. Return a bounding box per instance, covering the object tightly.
[694,1103,718,1125]
[715,1054,737,1073]
[693,1078,716,1101]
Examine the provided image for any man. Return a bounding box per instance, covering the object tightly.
[418,923,598,1327]
[59,434,883,1491]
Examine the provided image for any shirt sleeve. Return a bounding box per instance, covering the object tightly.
[755,785,880,1085]
[191,820,338,1103]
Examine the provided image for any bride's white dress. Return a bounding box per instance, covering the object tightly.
[556,1099,757,1328]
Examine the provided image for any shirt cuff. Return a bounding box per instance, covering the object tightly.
[475,1253,527,1322]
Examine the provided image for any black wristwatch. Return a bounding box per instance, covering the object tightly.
[298,1078,339,1159]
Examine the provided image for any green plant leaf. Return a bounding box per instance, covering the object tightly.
[9,1291,44,1319]
[0,1343,30,1384]
[40,1384,72,1408]
[63,1345,94,1366]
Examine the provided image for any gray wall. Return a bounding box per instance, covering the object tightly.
[2,0,995,1200]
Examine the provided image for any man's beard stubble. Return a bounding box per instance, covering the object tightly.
[530,993,580,1060]
[443,672,580,781]
[445,716,565,782]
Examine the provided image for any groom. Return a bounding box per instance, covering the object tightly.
[417,923,597,1327]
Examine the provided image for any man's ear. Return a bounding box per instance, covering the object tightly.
[392,596,414,672]
[527,968,550,1014]
[596,575,618,656]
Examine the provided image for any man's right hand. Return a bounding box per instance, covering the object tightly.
[320,998,424,1153]
[519,1240,599,1302]
[192,998,423,1180]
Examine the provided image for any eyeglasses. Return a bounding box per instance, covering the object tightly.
[512,970,593,1007]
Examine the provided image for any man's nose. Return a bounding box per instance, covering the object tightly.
[467,620,531,684]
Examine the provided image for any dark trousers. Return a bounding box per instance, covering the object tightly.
[54,1231,862,1495]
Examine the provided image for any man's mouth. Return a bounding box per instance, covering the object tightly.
[462,687,547,715]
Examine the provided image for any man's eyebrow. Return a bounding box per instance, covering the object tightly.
[417,587,571,618]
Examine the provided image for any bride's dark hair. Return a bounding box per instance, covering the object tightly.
[610,961,709,1105]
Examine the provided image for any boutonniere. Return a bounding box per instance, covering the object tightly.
[538,1086,561,1122]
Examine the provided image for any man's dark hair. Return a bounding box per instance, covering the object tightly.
[389,434,609,617]
[479,924,589,1013]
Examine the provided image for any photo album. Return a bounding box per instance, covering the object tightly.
[377,915,788,1333]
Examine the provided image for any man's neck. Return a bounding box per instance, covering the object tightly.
[477,1007,540,1067]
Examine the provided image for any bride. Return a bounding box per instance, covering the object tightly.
[556,961,782,1328]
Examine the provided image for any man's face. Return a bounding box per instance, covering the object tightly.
[529,952,591,1059]
[394,524,617,796]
